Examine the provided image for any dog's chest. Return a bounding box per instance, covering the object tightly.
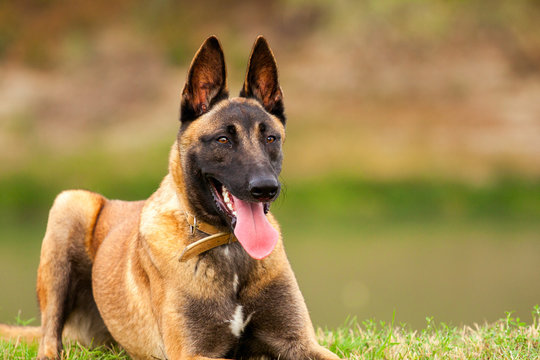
[181,244,257,356]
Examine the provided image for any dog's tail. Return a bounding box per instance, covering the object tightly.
[0,324,41,343]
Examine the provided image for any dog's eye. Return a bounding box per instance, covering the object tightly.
[266,136,276,144]
[217,136,229,144]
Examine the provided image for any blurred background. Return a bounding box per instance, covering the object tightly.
[1,0,539,330]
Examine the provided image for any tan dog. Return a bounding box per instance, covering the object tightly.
[0,36,341,360]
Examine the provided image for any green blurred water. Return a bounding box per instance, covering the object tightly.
[1,172,539,329]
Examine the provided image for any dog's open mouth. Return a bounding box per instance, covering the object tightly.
[208,178,271,222]
[207,177,278,260]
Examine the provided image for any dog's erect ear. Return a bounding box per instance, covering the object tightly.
[240,36,285,125]
[180,36,228,123]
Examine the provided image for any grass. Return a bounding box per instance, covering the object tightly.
[320,308,540,359]
[2,308,539,359]
[0,341,129,360]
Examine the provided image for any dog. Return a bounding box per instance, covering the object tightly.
[0,36,341,360]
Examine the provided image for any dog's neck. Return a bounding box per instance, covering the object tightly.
[178,212,237,262]
[184,212,224,235]
[168,140,191,213]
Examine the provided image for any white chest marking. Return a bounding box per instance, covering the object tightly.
[228,305,253,337]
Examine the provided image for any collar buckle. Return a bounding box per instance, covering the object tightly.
[181,212,237,262]
[189,216,197,235]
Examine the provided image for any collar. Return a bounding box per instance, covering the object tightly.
[178,213,237,262]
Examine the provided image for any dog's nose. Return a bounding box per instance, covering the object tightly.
[249,177,279,201]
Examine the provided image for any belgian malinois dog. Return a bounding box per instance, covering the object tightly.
[0,36,341,360]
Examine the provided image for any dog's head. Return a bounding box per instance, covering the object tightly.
[175,36,285,259]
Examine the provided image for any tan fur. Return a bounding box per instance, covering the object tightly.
[1,36,340,360]
[89,169,307,359]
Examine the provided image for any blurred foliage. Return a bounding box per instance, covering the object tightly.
[4,173,540,221]
[0,0,132,67]
[1,0,540,72]
[278,176,540,225]
[2,153,539,231]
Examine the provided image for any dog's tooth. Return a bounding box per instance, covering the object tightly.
[220,186,236,213]
[222,187,230,200]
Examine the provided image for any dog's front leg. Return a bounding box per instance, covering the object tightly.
[242,273,343,360]
[259,333,343,360]
[160,311,232,360]
[305,342,343,360]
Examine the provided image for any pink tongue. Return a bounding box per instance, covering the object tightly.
[232,195,278,260]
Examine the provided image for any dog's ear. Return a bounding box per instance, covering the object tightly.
[180,36,228,123]
[240,36,285,125]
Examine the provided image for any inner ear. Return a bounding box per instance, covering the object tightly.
[180,36,228,123]
[240,36,285,125]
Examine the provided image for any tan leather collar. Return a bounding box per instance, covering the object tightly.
[178,213,237,262]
